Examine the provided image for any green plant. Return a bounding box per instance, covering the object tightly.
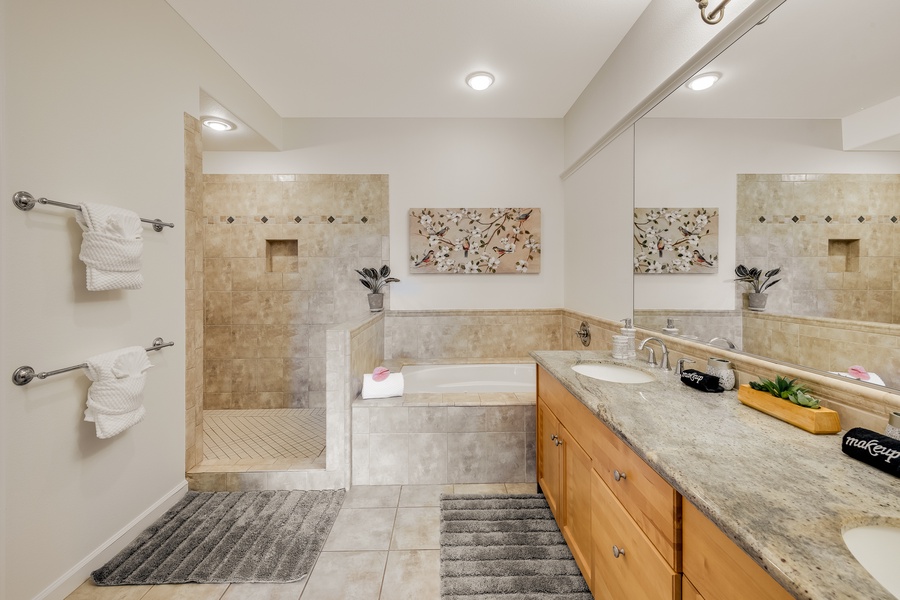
[749,375,820,409]
[355,265,399,294]
[734,265,781,294]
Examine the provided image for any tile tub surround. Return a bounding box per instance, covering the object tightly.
[533,350,900,600]
[634,308,743,349]
[742,311,900,391]
[351,393,536,486]
[202,173,389,410]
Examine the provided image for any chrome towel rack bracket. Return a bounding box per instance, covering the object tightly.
[13,191,174,232]
[12,338,175,386]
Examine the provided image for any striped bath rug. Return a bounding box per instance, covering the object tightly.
[440,493,592,599]
[92,489,344,585]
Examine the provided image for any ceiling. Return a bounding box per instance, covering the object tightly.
[648,0,900,121]
[167,0,651,120]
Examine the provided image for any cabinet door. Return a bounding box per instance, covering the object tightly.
[537,398,561,515]
[683,501,793,600]
[592,469,680,600]
[682,576,706,600]
[560,424,593,590]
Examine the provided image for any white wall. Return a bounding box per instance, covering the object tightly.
[0,1,279,598]
[633,118,900,310]
[563,129,635,318]
[563,0,784,169]
[203,118,566,310]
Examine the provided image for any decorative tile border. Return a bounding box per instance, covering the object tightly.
[753,214,898,224]
[207,215,372,225]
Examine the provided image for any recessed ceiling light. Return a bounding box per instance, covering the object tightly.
[686,72,721,91]
[466,72,494,91]
[201,117,236,131]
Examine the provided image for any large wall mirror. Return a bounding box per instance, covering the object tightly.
[633,0,900,391]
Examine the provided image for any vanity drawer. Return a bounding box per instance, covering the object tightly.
[592,468,681,600]
[590,416,681,569]
[683,500,793,600]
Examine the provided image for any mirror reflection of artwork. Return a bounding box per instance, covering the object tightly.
[634,207,718,274]
[409,208,541,274]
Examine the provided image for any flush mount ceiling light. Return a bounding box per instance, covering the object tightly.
[201,117,236,131]
[465,72,494,91]
[686,72,721,91]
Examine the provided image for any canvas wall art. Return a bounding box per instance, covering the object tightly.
[409,208,541,274]
[634,207,718,274]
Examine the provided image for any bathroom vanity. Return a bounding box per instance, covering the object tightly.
[533,351,900,600]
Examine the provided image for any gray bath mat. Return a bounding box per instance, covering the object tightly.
[92,489,344,585]
[440,493,591,599]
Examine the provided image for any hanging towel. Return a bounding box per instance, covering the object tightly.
[76,202,144,291]
[362,373,405,399]
[83,346,153,439]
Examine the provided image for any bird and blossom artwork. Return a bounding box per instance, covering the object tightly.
[409,208,541,274]
[634,207,719,274]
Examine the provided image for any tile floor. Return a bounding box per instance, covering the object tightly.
[201,409,325,467]
[66,483,537,600]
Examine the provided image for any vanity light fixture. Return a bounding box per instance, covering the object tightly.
[201,117,236,132]
[696,0,732,25]
[465,72,494,91]
[686,72,720,91]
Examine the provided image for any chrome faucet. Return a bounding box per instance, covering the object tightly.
[709,337,736,349]
[638,337,671,371]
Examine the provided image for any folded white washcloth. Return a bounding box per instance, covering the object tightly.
[362,372,405,399]
[830,371,886,387]
[76,202,143,291]
[83,346,153,439]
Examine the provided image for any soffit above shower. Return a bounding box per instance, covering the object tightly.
[165,0,651,119]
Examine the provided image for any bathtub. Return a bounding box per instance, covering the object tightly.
[400,363,536,394]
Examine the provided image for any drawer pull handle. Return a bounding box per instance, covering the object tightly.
[554,438,562,447]
[550,434,558,441]
[612,545,625,558]
[613,469,627,481]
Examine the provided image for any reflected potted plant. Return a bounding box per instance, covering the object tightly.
[734,264,781,311]
[355,265,399,312]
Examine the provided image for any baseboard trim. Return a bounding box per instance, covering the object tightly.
[33,479,189,600]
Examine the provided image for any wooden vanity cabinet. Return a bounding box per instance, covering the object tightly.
[537,396,593,587]
[683,501,793,600]
[681,577,706,600]
[592,468,682,600]
[537,366,680,598]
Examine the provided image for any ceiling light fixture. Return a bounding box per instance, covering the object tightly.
[201,117,236,131]
[696,0,732,25]
[686,72,720,91]
[465,72,494,91]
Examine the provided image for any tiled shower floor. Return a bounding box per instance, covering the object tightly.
[198,408,326,470]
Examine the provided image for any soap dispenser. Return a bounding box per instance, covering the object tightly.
[620,318,637,359]
[662,318,679,336]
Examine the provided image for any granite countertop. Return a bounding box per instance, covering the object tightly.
[531,350,900,600]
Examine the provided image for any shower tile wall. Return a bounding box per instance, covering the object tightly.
[736,174,900,324]
[202,174,389,409]
[184,114,204,470]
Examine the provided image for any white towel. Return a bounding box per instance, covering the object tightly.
[83,346,153,439]
[362,373,405,399]
[830,371,886,387]
[76,202,143,291]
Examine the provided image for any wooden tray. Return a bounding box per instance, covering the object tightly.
[737,385,841,434]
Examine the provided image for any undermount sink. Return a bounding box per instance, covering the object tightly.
[842,525,900,597]
[572,363,655,384]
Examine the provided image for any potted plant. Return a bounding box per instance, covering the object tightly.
[734,264,781,311]
[737,375,840,434]
[355,265,399,312]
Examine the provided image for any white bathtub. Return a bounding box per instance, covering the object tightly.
[400,363,536,394]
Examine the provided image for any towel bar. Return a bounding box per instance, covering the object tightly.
[13,191,174,232]
[12,338,174,386]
